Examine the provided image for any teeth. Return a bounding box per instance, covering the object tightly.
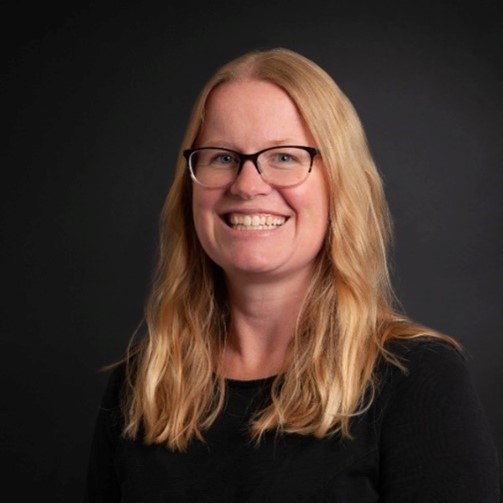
[228,213,286,230]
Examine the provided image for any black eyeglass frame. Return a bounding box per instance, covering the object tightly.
[183,145,320,188]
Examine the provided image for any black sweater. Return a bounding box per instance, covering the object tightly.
[85,339,499,502]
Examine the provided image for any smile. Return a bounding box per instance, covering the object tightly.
[226,213,287,230]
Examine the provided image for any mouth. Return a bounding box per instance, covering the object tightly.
[225,213,288,231]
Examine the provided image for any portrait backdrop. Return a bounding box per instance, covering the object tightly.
[2,0,501,499]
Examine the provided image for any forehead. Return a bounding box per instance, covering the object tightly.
[205,79,297,116]
[199,79,314,147]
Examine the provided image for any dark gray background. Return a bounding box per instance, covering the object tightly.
[2,1,501,500]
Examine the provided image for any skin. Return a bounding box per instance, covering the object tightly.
[192,79,329,379]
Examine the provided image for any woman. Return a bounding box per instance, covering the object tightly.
[86,48,499,501]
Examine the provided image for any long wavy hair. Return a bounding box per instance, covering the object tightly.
[120,47,456,451]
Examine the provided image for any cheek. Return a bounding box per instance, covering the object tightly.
[311,173,330,231]
[303,187,330,253]
[192,187,219,246]
[295,179,329,231]
[192,187,211,222]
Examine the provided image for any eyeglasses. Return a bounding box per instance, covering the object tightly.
[183,145,320,188]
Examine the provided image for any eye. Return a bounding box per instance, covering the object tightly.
[275,153,295,162]
[194,149,239,169]
[210,152,239,166]
[265,148,303,168]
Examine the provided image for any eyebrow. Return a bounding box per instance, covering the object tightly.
[197,139,304,150]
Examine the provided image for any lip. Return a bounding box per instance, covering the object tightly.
[220,207,291,216]
[219,208,291,231]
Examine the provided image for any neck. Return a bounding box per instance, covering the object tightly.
[221,270,312,380]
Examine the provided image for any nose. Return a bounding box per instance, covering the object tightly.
[229,159,272,199]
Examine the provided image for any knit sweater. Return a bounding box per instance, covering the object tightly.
[85,338,499,502]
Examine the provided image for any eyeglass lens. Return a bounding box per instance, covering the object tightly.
[189,147,315,188]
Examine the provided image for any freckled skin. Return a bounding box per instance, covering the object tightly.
[192,79,329,283]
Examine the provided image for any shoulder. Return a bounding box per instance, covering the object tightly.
[375,337,500,500]
[378,337,476,417]
[385,335,464,365]
[100,346,141,410]
[381,336,467,389]
[102,364,127,406]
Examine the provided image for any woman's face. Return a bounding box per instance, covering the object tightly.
[192,79,329,282]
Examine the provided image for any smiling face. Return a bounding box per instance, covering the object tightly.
[192,79,329,283]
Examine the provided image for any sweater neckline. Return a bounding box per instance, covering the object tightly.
[225,375,277,389]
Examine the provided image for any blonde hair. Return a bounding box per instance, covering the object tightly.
[120,48,456,450]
